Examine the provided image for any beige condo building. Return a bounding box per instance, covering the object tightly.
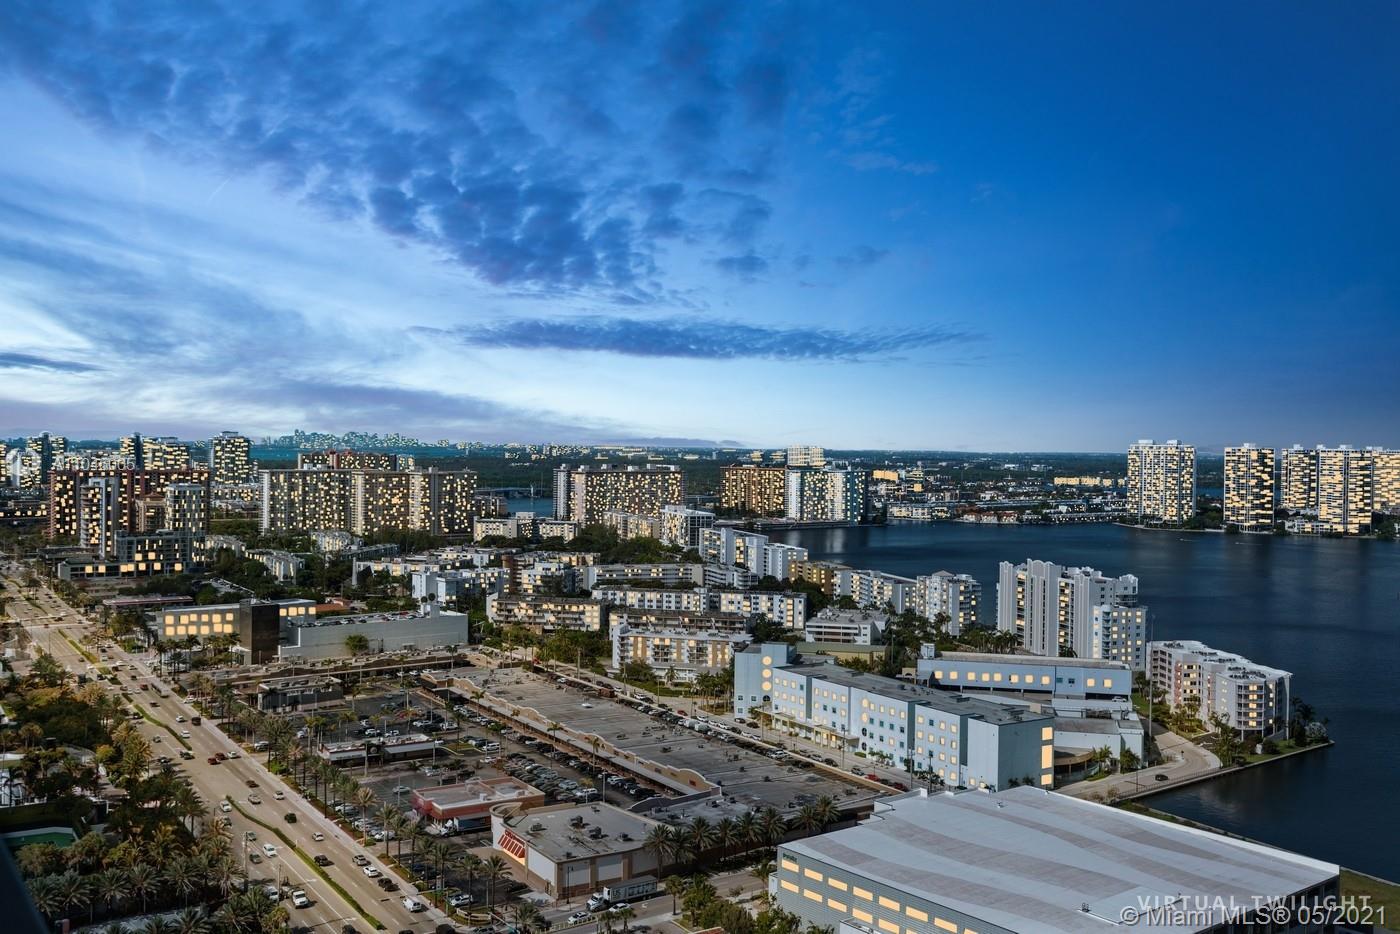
[552,464,683,525]
[1223,443,1276,531]
[1126,439,1195,523]
[720,464,787,515]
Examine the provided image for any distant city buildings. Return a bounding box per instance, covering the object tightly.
[552,464,683,525]
[260,464,476,535]
[658,504,714,549]
[1126,439,1196,523]
[996,559,1146,668]
[784,466,868,522]
[1149,640,1292,737]
[25,432,67,483]
[48,467,211,554]
[1223,443,1276,531]
[209,430,256,484]
[1206,441,1400,535]
[719,464,787,515]
[784,445,826,467]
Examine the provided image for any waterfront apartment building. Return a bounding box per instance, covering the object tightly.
[719,464,787,516]
[698,526,809,580]
[1316,446,1374,535]
[1148,640,1292,737]
[772,787,1339,934]
[996,559,1147,668]
[659,504,714,548]
[552,464,684,525]
[1224,443,1276,531]
[297,449,409,470]
[911,571,980,636]
[736,642,1053,789]
[802,607,882,645]
[1280,444,1317,511]
[784,466,868,523]
[260,467,476,535]
[1126,439,1195,523]
[209,431,256,484]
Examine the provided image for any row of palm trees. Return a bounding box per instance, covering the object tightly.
[642,797,842,875]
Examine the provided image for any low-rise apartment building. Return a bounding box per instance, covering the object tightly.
[736,642,1053,790]
[1149,640,1291,737]
[611,624,750,683]
[485,594,606,633]
[910,571,980,635]
[802,608,883,645]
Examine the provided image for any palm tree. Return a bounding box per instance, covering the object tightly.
[353,787,377,842]
[56,870,93,925]
[165,854,200,906]
[685,817,717,867]
[27,875,61,921]
[811,795,839,831]
[735,810,758,854]
[511,900,547,932]
[376,802,399,857]
[128,861,159,913]
[664,873,684,914]
[173,906,209,934]
[451,849,483,903]
[790,804,820,838]
[481,853,510,912]
[139,917,178,934]
[95,865,131,918]
[612,904,635,933]
[714,817,739,860]
[643,824,675,875]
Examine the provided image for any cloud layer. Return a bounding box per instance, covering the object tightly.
[0,0,799,302]
[435,315,977,361]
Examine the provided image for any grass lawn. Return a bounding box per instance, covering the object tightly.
[1340,869,1400,921]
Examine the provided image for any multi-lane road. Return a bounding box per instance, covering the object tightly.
[2,566,454,933]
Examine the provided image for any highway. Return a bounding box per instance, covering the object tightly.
[2,566,454,933]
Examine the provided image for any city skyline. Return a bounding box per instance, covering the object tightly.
[2,4,1398,450]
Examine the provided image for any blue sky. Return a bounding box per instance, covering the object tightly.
[0,2,1396,451]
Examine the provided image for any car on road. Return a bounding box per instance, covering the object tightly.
[402,897,425,912]
[180,730,190,738]
[283,812,297,823]
[248,794,262,804]
[567,911,591,925]
[1155,773,1169,782]
[247,853,262,864]
[351,854,370,866]
[179,750,194,760]
[245,779,259,788]
[376,877,399,892]
[314,854,332,866]
[262,843,278,857]
[291,889,311,908]
[151,735,161,743]
[274,791,286,800]
[608,902,630,914]
[226,750,240,758]
[219,801,232,813]
[263,884,280,900]
[312,831,324,842]
[362,866,382,878]
[175,715,185,722]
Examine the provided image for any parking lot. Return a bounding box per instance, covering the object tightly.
[448,668,874,813]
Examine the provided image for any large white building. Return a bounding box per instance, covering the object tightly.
[911,571,980,635]
[772,787,1339,934]
[1149,640,1292,737]
[698,526,809,579]
[736,642,1053,790]
[784,466,867,523]
[659,504,715,548]
[802,607,883,645]
[1127,439,1196,524]
[996,559,1147,668]
[485,594,606,633]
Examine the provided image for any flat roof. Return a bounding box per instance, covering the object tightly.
[939,652,1131,670]
[501,802,657,862]
[414,776,541,808]
[782,787,1338,933]
[782,661,1046,725]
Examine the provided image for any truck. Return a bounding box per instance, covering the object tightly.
[601,876,656,904]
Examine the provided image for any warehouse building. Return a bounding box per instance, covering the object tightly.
[491,802,661,899]
[774,787,1338,934]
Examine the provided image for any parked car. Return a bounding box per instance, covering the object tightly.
[447,893,472,908]
[362,866,382,878]
[291,890,311,909]
[568,911,591,925]
[402,897,425,912]
[219,801,232,813]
